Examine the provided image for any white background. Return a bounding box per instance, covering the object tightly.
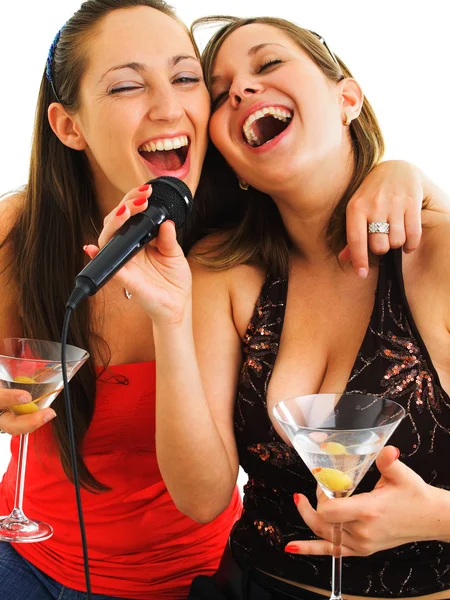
[1,1,449,482]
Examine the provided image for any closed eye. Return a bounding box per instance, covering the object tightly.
[211,59,284,110]
[257,58,284,73]
[211,90,229,111]
[108,84,143,95]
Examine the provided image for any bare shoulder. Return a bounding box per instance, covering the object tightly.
[403,210,450,303]
[188,232,266,338]
[188,230,264,283]
[0,193,24,243]
[0,193,24,335]
[415,211,450,270]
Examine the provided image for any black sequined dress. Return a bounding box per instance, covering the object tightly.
[231,250,450,598]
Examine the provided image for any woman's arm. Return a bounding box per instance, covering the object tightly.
[85,193,242,523]
[342,160,450,275]
[153,255,242,522]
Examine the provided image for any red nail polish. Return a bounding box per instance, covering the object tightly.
[116,205,126,217]
[293,493,300,505]
[133,197,147,207]
[285,543,299,553]
[138,184,150,192]
[83,245,89,254]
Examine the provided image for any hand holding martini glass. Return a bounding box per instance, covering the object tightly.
[273,392,405,600]
[0,338,89,543]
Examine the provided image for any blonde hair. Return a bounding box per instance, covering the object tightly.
[190,15,385,276]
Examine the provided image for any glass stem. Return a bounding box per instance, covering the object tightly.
[331,521,343,600]
[11,433,29,520]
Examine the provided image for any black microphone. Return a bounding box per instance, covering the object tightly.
[67,176,193,309]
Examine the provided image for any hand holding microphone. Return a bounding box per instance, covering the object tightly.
[74,176,194,325]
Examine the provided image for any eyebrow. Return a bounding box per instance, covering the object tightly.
[249,42,288,55]
[210,43,288,86]
[97,55,200,84]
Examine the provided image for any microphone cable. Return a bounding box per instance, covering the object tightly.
[61,303,92,599]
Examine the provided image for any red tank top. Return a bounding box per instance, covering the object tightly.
[0,362,241,599]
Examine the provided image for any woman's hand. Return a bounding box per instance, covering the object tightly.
[341,160,425,277]
[286,446,446,557]
[84,184,192,326]
[0,389,56,436]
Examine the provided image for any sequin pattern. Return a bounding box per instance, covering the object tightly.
[231,251,450,597]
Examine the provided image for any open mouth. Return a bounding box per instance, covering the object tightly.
[138,135,189,171]
[242,107,293,148]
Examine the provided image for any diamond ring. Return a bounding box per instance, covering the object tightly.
[368,221,390,234]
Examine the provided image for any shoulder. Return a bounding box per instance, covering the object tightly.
[188,232,267,338]
[0,193,24,335]
[188,230,231,262]
[416,211,450,267]
[403,211,450,307]
[0,193,24,243]
[188,230,265,283]
[0,192,24,276]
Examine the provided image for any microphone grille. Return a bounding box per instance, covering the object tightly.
[148,176,193,228]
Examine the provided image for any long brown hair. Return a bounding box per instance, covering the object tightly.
[189,16,385,276]
[1,0,195,491]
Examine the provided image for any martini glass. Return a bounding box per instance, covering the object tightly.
[273,393,405,600]
[0,338,89,543]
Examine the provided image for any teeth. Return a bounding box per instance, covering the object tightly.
[139,135,188,153]
[242,106,292,146]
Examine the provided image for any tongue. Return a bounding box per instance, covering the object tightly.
[140,149,182,171]
[254,115,288,145]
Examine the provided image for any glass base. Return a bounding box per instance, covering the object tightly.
[0,515,53,543]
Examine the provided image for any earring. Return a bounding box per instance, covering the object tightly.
[239,179,249,191]
[343,111,352,126]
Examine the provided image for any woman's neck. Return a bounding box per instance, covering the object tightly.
[271,157,354,264]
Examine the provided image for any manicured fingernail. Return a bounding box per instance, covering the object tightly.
[394,447,400,460]
[116,205,126,217]
[357,268,368,279]
[43,411,57,423]
[285,543,300,553]
[18,395,32,404]
[133,197,147,207]
[293,493,300,505]
[138,184,150,192]
[83,245,90,254]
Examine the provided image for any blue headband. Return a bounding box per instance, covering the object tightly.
[45,28,64,102]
